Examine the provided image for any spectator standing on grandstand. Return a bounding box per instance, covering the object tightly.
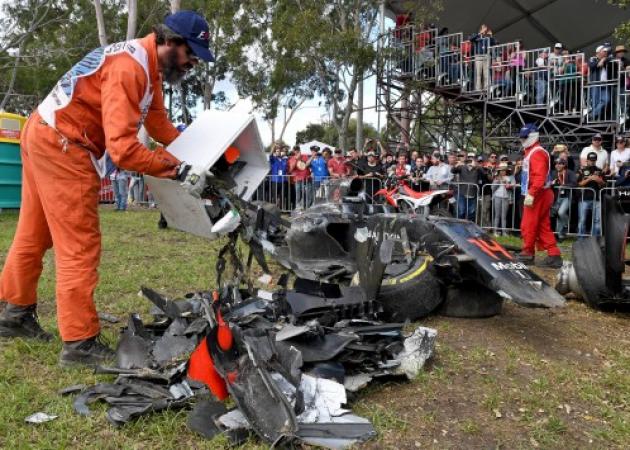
[577,152,605,236]
[288,146,312,209]
[269,145,289,207]
[549,43,564,74]
[534,50,549,105]
[580,133,609,171]
[550,158,577,240]
[492,162,515,235]
[588,46,615,121]
[614,45,628,71]
[424,154,452,189]
[328,148,350,178]
[110,167,130,212]
[516,124,562,267]
[610,136,630,176]
[469,24,495,91]
[451,152,482,221]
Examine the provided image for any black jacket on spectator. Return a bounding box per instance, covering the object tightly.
[588,56,617,82]
[469,32,496,55]
[577,166,604,201]
[451,164,484,197]
[550,169,577,198]
[358,161,384,178]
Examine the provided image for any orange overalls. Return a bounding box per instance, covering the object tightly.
[0,33,181,341]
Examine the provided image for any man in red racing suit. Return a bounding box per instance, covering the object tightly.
[517,124,562,268]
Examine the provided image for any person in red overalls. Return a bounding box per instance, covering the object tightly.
[516,124,562,268]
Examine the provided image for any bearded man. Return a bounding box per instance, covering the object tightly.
[0,11,214,367]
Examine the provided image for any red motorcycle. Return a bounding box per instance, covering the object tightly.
[375,175,453,216]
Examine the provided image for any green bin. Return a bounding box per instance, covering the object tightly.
[0,112,26,209]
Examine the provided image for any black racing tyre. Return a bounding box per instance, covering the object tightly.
[572,237,611,308]
[438,282,503,318]
[377,257,444,321]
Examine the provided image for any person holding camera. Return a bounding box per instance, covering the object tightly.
[550,158,577,241]
[577,152,606,236]
[491,163,515,235]
[451,152,483,221]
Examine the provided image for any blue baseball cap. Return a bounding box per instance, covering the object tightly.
[518,123,538,139]
[164,11,214,62]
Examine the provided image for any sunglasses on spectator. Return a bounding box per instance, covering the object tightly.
[489,155,497,159]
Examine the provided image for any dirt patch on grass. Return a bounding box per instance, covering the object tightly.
[356,274,629,449]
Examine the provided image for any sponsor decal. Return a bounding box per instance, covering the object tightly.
[468,238,513,260]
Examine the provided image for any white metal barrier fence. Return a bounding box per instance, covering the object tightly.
[488,42,520,101]
[252,175,383,212]
[550,53,585,117]
[519,47,550,109]
[436,32,463,88]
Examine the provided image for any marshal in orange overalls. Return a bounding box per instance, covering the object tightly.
[0,33,181,341]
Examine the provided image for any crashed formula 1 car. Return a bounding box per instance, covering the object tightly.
[144,110,563,320]
[68,227,437,448]
[245,178,565,320]
[557,189,630,310]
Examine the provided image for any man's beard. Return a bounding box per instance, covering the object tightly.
[162,47,186,84]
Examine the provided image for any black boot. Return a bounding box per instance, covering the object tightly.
[537,255,563,269]
[0,303,52,341]
[516,252,535,264]
[59,334,115,368]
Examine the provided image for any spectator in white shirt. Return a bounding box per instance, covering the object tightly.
[424,154,452,188]
[580,133,609,171]
[611,135,630,176]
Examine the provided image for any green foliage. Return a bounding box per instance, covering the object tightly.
[295,118,377,149]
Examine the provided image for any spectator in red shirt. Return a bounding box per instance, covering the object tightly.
[328,148,350,178]
[288,146,312,208]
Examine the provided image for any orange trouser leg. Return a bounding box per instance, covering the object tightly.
[535,189,561,257]
[4,114,102,341]
[0,118,53,306]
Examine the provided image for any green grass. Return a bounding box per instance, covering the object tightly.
[1,207,629,449]
[0,208,245,449]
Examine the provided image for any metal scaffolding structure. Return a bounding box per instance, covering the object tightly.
[376,24,627,153]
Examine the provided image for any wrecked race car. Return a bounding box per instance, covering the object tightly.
[557,189,630,310]
[245,178,565,320]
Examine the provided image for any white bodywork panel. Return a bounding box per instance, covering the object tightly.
[145,110,268,240]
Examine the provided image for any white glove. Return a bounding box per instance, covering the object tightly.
[524,194,534,207]
[177,163,210,198]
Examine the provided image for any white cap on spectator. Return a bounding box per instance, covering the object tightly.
[596,45,605,53]
[554,43,562,49]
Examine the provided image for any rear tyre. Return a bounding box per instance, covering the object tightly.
[572,237,611,308]
[438,282,503,318]
[377,257,444,321]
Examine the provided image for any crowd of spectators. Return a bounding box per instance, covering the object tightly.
[393,18,630,122]
[265,133,630,238]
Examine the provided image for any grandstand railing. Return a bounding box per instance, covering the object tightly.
[549,53,585,117]
[383,25,626,125]
[519,47,551,109]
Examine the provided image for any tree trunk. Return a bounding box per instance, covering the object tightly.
[126,0,138,40]
[356,74,364,151]
[93,0,108,46]
[0,44,23,111]
[170,0,182,14]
